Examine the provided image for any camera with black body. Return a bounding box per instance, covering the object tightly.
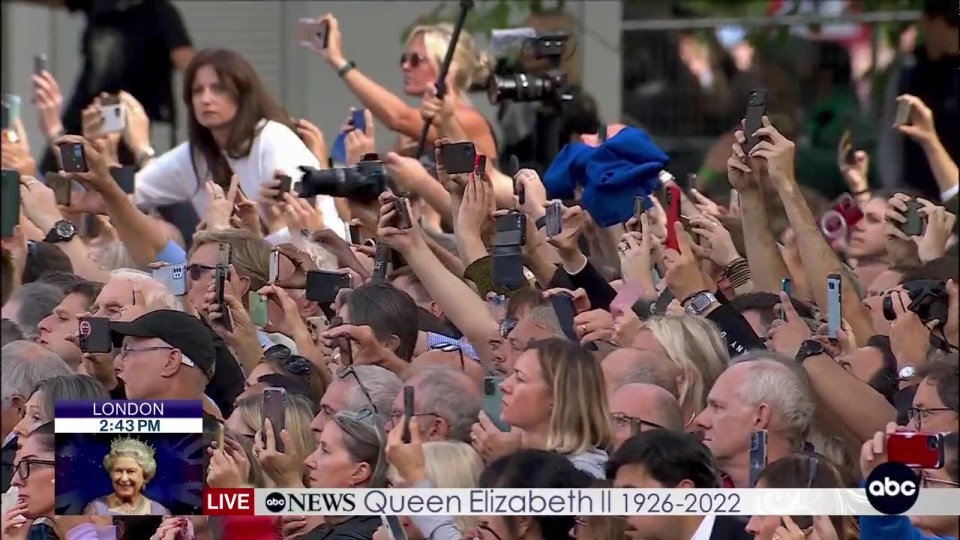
[883,280,950,327]
[486,32,572,106]
[297,153,386,203]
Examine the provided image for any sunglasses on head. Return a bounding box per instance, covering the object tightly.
[431,343,465,372]
[265,344,312,376]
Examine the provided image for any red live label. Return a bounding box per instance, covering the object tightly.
[204,488,255,515]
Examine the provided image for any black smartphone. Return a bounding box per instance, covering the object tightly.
[392,196,412,230]
[545,201,562,237]
[742,88,768,153]
[59,142,88,173]
[634,196,646,225]
[348,224,362,245]
[261,387,286,453]
[215,243,233,332]
[109,166,135,194]
[749,430,768,487]
[316,20,330,50]
[439,142,477,174]
[901,199,924,237]
[402,385,415,444]
[305,270,351,304]
[78,317,113,354]
[46,172,72,206]
[276,174,292,199]
[34,54,48,75]
[778,278,793,320]
[1,169,21,237]
[550,293,579,342]
[494,212,526,247]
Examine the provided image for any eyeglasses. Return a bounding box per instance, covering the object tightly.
[610,413,665,435]
[400,52,426,69]
[431,343,465,372]
[499,318,517,338]
[907,407,953,428]
[337,366,378,414]
[119,345,206,375]
[265,344,312,376]
[186,264,217,281]
[920,471,960,488]
[387,410,439,430]
[13,458,56,480]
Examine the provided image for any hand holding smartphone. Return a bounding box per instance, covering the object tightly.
[900,199,925,237]
[298,18,330,51]
[78,317,113,354]
[742,88,768,153]
[826,274,842,339]
[438,142,476,175]
[545,201,563,237]
[58,142,89,173]
[261,387,287,453]
[888,432,944,469]
[663,184,681,252]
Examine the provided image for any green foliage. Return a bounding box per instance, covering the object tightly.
[400,0,569,42]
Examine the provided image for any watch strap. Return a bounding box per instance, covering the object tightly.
[44,220,76,243]
[795,339,826,364]
[535,216,547,230]
[337,60,356,78]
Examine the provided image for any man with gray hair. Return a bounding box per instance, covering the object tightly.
[602,347,680,398]
[609,383,684,450]
[695,351,815,488]
[1,341,73,491]
[0,282,65,338]
[386,365,481,443]
[311,365,402,438]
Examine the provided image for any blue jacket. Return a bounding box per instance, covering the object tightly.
[860,515,955,540]
[543,127,668,227]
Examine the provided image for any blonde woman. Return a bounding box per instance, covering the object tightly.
[472,338,613,478]
[310,14,497,159]
[637,316,729,427]
[84,437,169,516]
[384,441,483,537]
[225,393,317,487]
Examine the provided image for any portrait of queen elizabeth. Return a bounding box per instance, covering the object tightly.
[83,436,170,516]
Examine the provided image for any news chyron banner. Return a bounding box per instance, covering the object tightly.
[54,400,204,516]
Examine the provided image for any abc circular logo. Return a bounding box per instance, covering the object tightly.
[265,492,286,513]
[865,462,920,515]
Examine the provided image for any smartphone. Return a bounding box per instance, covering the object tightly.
[1,95,20,133]
[778,278,793,320]
[215,244,233,332]
[494,212,527,247]
[34,54,48,75]
[347,224,362,245]
[351,108,367,134]
[261,387,286,452]
[45,172,72,206]
[514,175,525,206]
[402,385,415,444]
[826,274,842,339]
[634,196,647,226]
[306,315,328,343]
[545,201,563,237]
[749,430,768,487]
[473,154,487,179]
[78,317,113,354]
[329,316,353,366]
[392,196,412,230]
[268,249,280,284]
[305,270,351,304]
[380,515,407,540]
[894,99,911,127]
[439,142,477,174]
[248,291,268,327]
[551,293,578,341]
[901,199,924,237]
[152,264,187,296]
[99,94,125,134]
[1,169,22,237]
[298,18,329,50]
[275,174,292,199]
[663,184,681,252]
[743,88,769,153]
[888,432,945,469]
[59,142,88,173]
[216,424,225,450]
[483,376,510,432]
[109,166,135,194]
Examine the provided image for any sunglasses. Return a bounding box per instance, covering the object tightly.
[337,366,378,414]
[265,344,313,376]
[431,343,465,372]
[186,263,217,281]
[499,318,518,338]
[400,52,427,69]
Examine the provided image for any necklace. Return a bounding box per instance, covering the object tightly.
[109,494,147,515]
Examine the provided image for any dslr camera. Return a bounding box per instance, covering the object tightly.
[883,280,950,327]
[486,31,572,106]
[297,153,386,203]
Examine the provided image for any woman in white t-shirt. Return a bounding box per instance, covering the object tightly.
[134,48,344,234]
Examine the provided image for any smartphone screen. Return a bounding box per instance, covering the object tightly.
[545,201,563,237]
[1,169,22,237]
[261,387,286,452]
[663,184,681,252]
[248,291,268,327]
[826,274,842,338]
[743,88,768,152]
[348,224,362,245]
[888,432,944,469]
[78,317,113,354]
[351,108,366,133]
[482,376,509,432]
[749,430,768,487]
[402,386,415,444]
[305,271,351,304]
[59,142,88,173]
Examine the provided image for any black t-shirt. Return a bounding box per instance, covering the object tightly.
[63,0,191,129]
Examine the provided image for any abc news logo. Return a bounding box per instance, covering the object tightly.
[865,462,921,515]
[264,492,358,514]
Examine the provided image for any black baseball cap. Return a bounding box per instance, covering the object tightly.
[110,310,216,379]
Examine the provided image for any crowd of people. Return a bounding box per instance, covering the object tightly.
[1,0,958,539]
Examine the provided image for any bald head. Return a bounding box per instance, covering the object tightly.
[396,366,481,442]
[609,383,684,449]
[602,347,679,398]
[408,350,484,388]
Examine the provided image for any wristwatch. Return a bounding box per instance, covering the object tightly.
[44,220,77,243]
[684,291,717,316]
[898,364,917,381]
[535,215,547,230]
[336,60,357,78]
[795,339,827,364]
[135,146,156,168]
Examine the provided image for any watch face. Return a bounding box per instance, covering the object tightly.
[899,365,916,381]
[56,221,76,237]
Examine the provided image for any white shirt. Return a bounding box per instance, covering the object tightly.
[691,514,716,540]
[134,120,345,237]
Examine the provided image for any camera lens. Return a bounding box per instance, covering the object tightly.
[927,436,939,450]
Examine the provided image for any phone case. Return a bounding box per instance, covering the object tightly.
[494,213,526,247]
[100,102,125,134]
[78,317,113,354]
[491,248,524,289]
[1,169,22,237]
[749,430,768,487]
[269,250,280,284]
[634,196,646,223]
[894,100,912,126]
[351,109,366,133]
[473,154,487,179]
[298,19,329,50]
[152,264,187,296]
[261,388,286,452]
[901,200,924,237]
[832,194,864,229]
[248,292,268,327]
[305,271,351,304]
[34,54,47,75]
[826,274,842,338]
[888,432,944,469]
[59,143,88,173]
[743,88,768,152]
[440,142,476,174]
[664,184,681,252]
[482,377,510,431]
[545,202,563,237]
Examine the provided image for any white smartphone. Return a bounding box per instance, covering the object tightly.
[100,94,126,134]
[269,249,280,284]
[153,264,187,296]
